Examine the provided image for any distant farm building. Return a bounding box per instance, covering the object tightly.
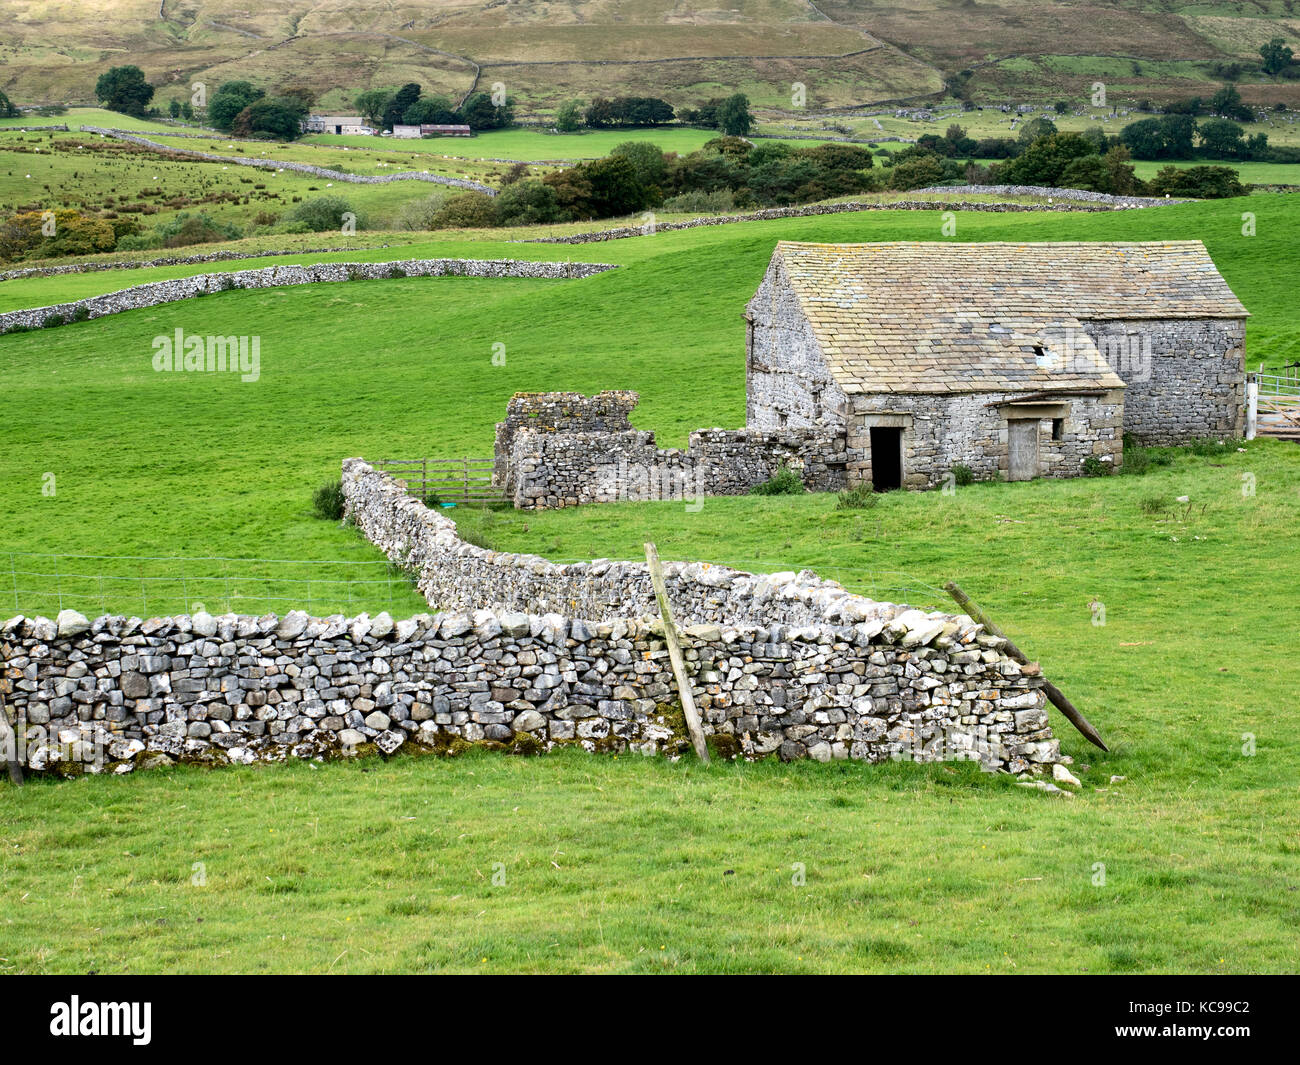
[746,241,1248,489]
[420,124,473,137]
[391,124,422,139]
[305,115,373,135]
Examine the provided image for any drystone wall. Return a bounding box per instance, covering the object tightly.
[493,392,847,509]
[0,259,617,333]
[531,198,1123,245]
[0,244,412,282]
[0,462,1061,777]
[80,126,495,192]
[911,184,1185,207]
[1082,317,1246,444]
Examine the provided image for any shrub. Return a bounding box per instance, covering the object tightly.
[1082,455,1111,477]
[0,208,116,262]
[1146,164,1245,199]
[660,188,736,213]
[1121,448,1151,475]
[392,191,450,230]
[430,191,499,229]
[493,179,562,226]
[951,464,975,486]
[288,195,356,232]
[750,463,805,496]
[836,484,877,509]
[154,211,242,248]
[311,480,345,521]
[886,153,946,191]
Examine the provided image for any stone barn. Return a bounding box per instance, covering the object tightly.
[745,241,1248,489]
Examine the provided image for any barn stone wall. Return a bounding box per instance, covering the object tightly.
[845,390,1125,489]
[1082,318,1246,444]
[494,392,847,509]
[746,256,852,431]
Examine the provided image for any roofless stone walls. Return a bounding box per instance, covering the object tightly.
[493,391,847,509]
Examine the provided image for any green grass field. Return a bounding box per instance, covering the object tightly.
[2,189,1299,974]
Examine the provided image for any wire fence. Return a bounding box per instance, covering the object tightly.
[3,552,429,620]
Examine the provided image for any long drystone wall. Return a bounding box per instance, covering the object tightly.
[0,244,414,282]
[0,462,1062,777]
[910,184,1186,206]
[530,198,1119,245]
[0,259,617,333]
[80,126,495,193]
[493,391,847,509]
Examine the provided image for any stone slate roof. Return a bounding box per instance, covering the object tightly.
[758,240,1247,395]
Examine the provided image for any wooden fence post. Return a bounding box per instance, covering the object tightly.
[644,543,710,763]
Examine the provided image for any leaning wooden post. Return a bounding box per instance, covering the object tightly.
[644,543,710,763]
[943,581,1109,753]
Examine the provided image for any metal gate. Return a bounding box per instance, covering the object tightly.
[1248,366,1300,442]
[372,458,503,505]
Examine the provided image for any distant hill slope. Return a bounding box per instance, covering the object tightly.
[2,0,1296,112]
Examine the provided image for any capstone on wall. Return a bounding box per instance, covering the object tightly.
[0,259,616,334]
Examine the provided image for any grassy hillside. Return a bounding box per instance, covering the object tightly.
[2,0,938,111]
[3,0,1298,115]
[1,194,1297,606]
[2,175,1298,975]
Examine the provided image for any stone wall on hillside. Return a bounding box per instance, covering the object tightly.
[79,126,496,193]
[0,259,617,333]
[529,183,1188,245]
[492,391,847,509]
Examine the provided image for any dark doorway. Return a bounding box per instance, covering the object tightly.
[870,427,903,491]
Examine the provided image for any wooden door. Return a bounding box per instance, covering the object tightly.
[1007,420,1039,482]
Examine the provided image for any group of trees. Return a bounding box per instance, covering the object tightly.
[551,93,754,136]
[0,90,19,119]
[678,95,755,136]
[0,208,130,262]
[982,127,1244,197]
[424,135,880,230]
[208,81,315,139]
[876,116,1248,198]
[94,66,155,117]
[354,83,512,132]
[580,96,676,128]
